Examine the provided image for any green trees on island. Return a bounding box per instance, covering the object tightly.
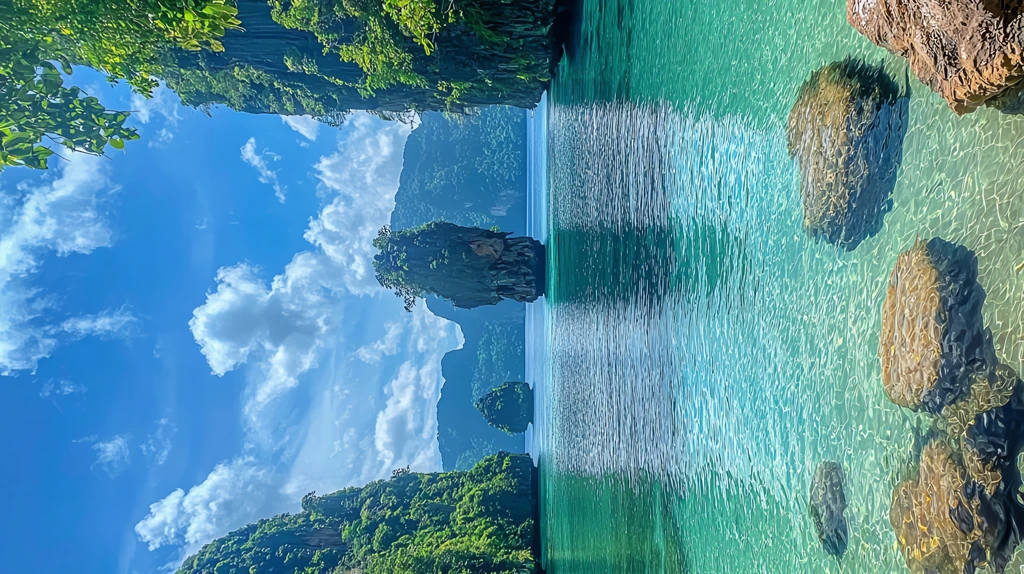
[3,0,560,171]
[373,221,545,310]
[177,452,540,574]
[475,381,534,434]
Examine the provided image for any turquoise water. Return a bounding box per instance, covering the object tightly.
[532,0,1024,572]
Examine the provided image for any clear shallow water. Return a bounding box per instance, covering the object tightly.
[535,0,1024,572]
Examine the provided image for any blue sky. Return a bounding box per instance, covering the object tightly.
[0,69,462,573]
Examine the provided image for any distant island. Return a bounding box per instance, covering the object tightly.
[387,108,533,471]
[177,452,542,574]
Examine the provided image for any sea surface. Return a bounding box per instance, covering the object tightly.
[528,0,1024,572]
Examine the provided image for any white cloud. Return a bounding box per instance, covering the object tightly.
[148,128,174,148]
[130,85,181,126]
[84,434,131,477]
[140,114,458,565]
[59,306,138,340]
[140,419,176,466]
[240,138,285,203]
[355,321,402,363]
[304,114,411,294]
[0,154,116,375]
[39,379,86,398]
[281,116,321,141]
[134,457,280,555]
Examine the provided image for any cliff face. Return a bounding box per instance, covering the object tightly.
[374,221,545,310]
[160,0,561,116]
[847,0,1024,114]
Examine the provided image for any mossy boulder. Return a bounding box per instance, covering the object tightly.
[787,58,907,251]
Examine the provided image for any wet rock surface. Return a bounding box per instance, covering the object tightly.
[809,461,849,558]
[879,238,993,414]
[847,0,1024,114]
[787,58,907,251]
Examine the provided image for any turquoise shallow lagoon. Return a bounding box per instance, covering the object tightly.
[530,0,1024,572]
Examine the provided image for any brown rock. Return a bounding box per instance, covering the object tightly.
[847,0,1024,114]
[879,238,994,414]
[787,59,906,251]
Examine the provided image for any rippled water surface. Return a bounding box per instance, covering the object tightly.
[535,0,1024,572]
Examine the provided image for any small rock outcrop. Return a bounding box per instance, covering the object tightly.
[879,238,996,414]
[847,0,1024,114]
[809,461,849,558]
[890,440,1008,574]
[787,58,907,251]
[373,221,545,310]
[475,381,534,435]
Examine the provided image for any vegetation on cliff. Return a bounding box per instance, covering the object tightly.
[1,0,240,171]
[476,381,533,435]
[373,221,544,310]
[177,452,539,574]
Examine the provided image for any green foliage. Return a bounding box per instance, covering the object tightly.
[0,25,138,171]
[473,322,525,401]
[268,0,557,108]
[475,381,533,435]
[11,0,241,94]
[179,453,539,574]
[391,107,527,230]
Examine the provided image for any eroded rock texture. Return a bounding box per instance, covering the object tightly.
[810,461,850,558]
[879,238,996,414]
[847,0,1024,114]
[787,58,907,251]
[890,440,1008,574]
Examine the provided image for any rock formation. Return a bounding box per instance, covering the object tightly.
[890,440,1008,574]
[809,461,850,558]
[879,238,999,415]
[787,58,907,251]
[475,381,534,434]
[373,222,545,309]
[847,0,1024,114]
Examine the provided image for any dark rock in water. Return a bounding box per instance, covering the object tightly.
[787,58,907,251]
[810,461,849,558]
[879,238,1000,415]
[846,0,1024,115]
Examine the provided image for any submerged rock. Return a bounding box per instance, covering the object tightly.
[846,0,1024,115]
[809,461,849,558]
[787,58,907,251]
[879,238,996,415]
[890,440,1008,574]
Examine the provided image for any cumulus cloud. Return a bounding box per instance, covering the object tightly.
[140,419,176,466]
[0,154,116,375]
[59,306,138,340]
[281,116,320,141]
[140,114,457,565]
[39,379,86,398]
[304,114,411,294]
[240,138,285,203]
[355,321,402,363]
[190,258,342,424]
[80,434,131,477]
[134,457,280,554]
